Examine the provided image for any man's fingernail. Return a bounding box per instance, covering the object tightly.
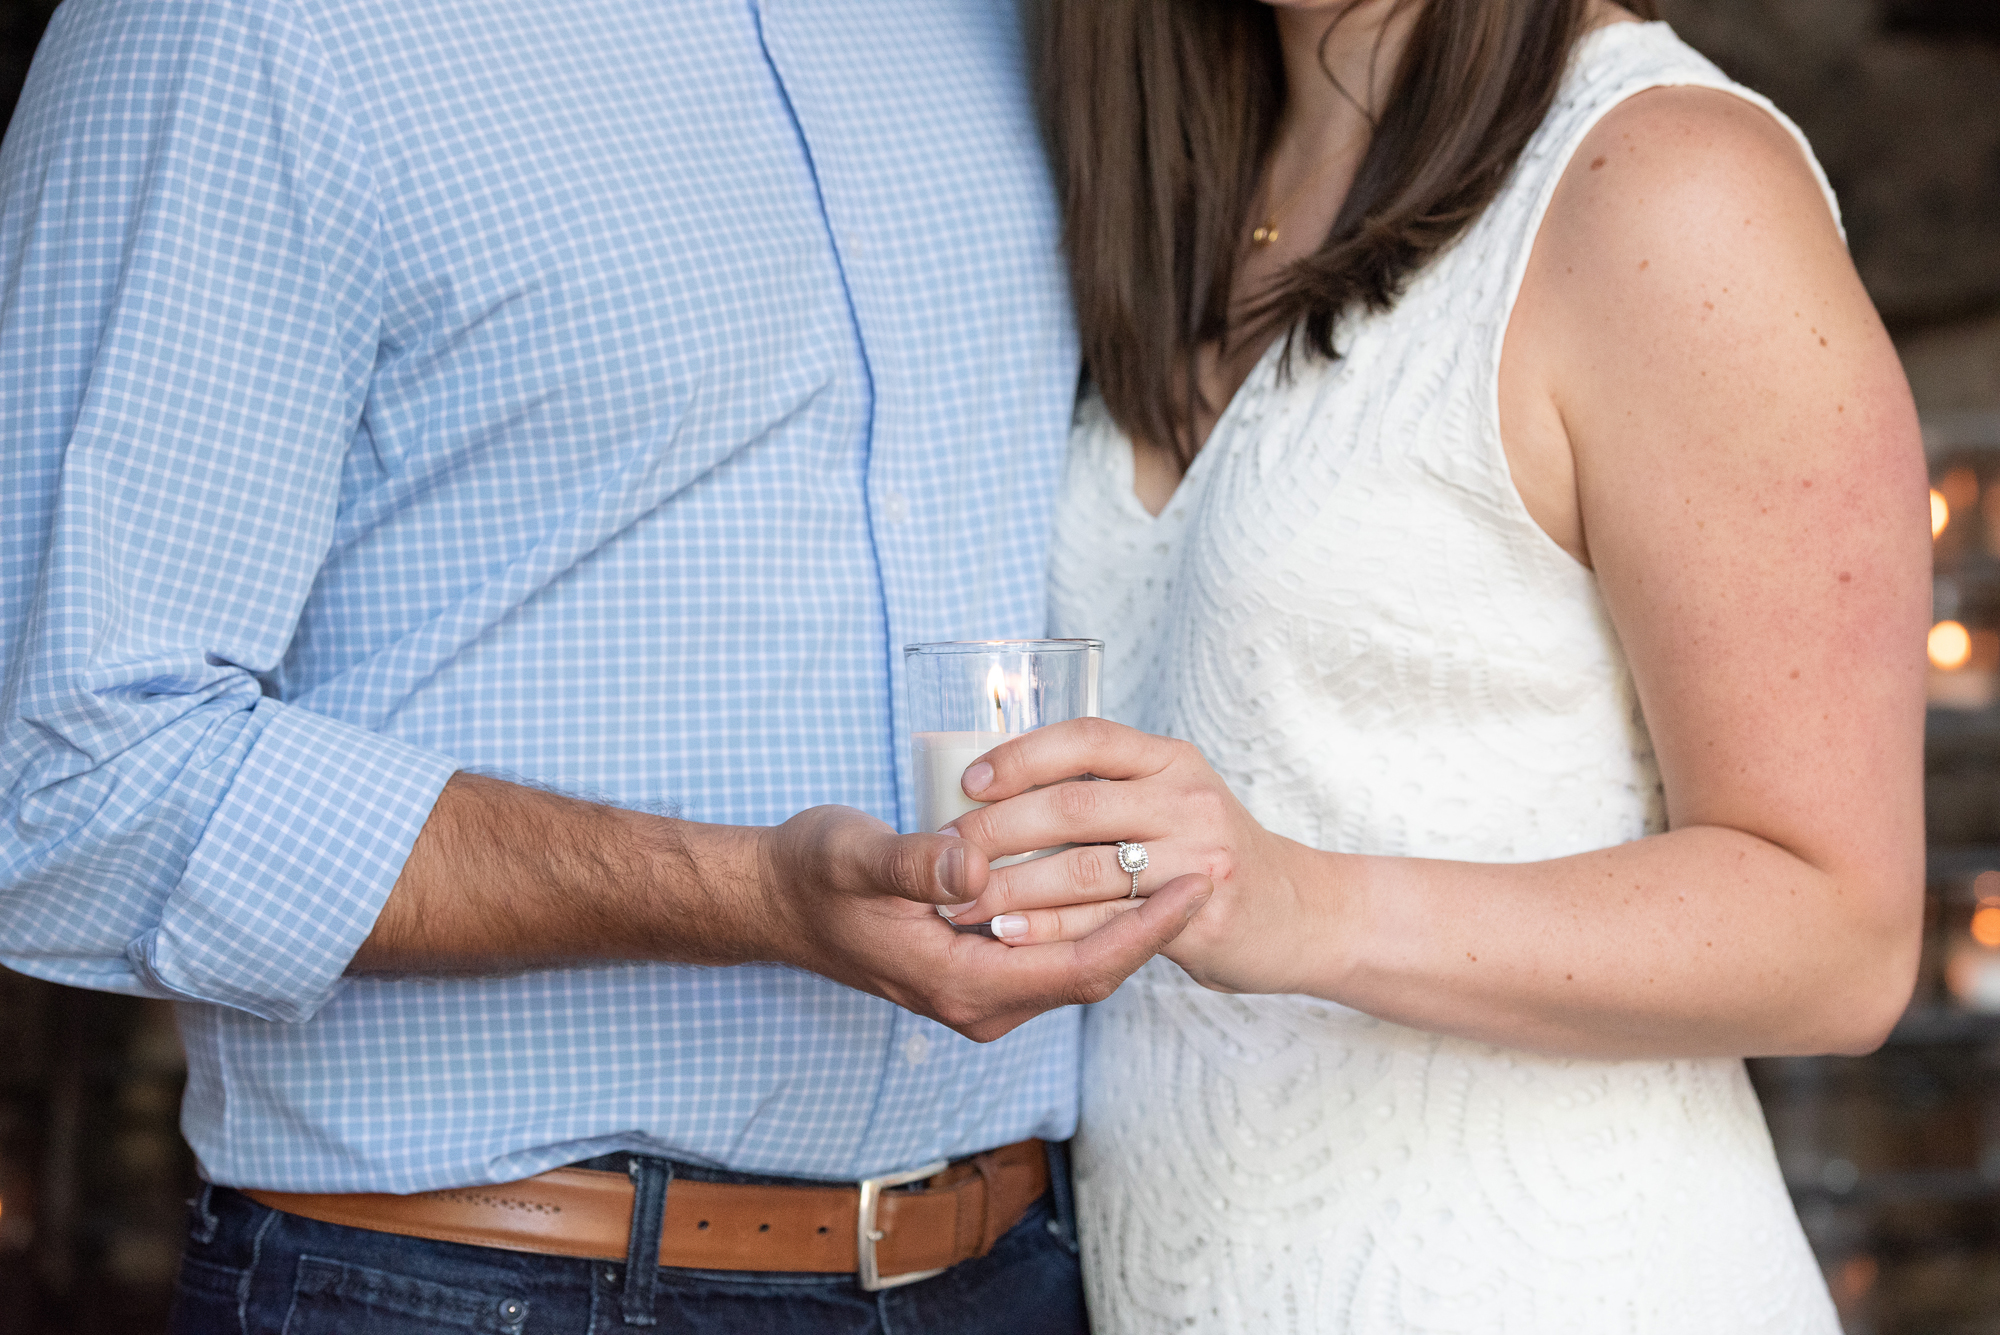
[992,914,1028,940]
[936,846,965,899]
[937,903,964,919]
[962,762,993,796]
[938,826,959,839]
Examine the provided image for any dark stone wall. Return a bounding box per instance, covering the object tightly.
[1657,0,2000,417]
[1661,0,2000,328]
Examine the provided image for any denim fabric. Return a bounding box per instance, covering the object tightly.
[169,1178,1088,1335]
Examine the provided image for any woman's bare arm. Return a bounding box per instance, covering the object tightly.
[1282,87,1923,1056]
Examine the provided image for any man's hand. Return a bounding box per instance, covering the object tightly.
[758,804,1210,1041]
[351,773,1208,1043]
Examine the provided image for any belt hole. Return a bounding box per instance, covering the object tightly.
[817,1226,829,1235]
[758,1223,770,1233]
[697,1220,709,1230]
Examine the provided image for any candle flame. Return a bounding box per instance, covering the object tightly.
[987,664,1008,730]
[1932,489,1949,539]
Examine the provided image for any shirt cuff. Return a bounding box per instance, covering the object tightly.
[126,699,458,1023]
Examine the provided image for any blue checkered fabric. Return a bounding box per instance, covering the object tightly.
[0,0,1082,1192]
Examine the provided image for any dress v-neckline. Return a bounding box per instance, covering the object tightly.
[1117,335,1289,523]
[1111,20,1656,528]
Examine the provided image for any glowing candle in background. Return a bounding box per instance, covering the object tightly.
[1940,466,1980,526]
[1928,463,1997,711]
[1948,872,2000,1014]
[1932,620,1973,671]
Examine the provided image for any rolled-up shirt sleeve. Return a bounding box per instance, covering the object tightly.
[0,0,457,1021]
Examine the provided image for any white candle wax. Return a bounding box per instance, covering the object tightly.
[912,731,1065,870]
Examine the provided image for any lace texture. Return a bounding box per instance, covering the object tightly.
[1048,23,1840,1334]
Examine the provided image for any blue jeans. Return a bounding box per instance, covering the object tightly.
[167,1155,1088,1335]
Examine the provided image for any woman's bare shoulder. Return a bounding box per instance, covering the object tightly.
[1498,80,1855,566]
[1537,83,1845,314]
[1506,65,1923,662]
[1518,78,1885,464]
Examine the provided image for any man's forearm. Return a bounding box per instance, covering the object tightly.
[348,770,1209,1046]
[350,772,775,975]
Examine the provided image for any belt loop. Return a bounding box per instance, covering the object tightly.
[620,1156,673,1326]
[186,1182,220,1247]
[971,1152,1005,1256]
[1043,1140,1080,1256]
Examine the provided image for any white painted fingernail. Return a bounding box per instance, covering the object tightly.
[992,914,1028,940]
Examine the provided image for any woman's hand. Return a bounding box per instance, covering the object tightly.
[940,717,1336,996]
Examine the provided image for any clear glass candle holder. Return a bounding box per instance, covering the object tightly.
[903,639,1101,866]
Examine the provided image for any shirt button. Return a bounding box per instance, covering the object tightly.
[901,1032,931,1066]
[882,491,909,525]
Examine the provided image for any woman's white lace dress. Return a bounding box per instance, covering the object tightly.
[1046,23,1842,1334]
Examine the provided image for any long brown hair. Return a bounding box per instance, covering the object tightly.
[1033,0,1659,465]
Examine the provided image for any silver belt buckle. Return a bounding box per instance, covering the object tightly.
[856,1159,949,1292]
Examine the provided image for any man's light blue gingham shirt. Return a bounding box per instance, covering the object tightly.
[0,0,1082,1192]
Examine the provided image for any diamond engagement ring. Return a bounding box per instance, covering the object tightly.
[1115,841,1150,898]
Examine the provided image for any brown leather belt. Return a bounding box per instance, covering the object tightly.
[243,1139,1048,1292]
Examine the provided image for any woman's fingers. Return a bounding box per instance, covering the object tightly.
[963,717,1184,801]
[989,895,1145,947]
[988,872,1216,948]
[950,772,1163,865]
[946,841,1144,924]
